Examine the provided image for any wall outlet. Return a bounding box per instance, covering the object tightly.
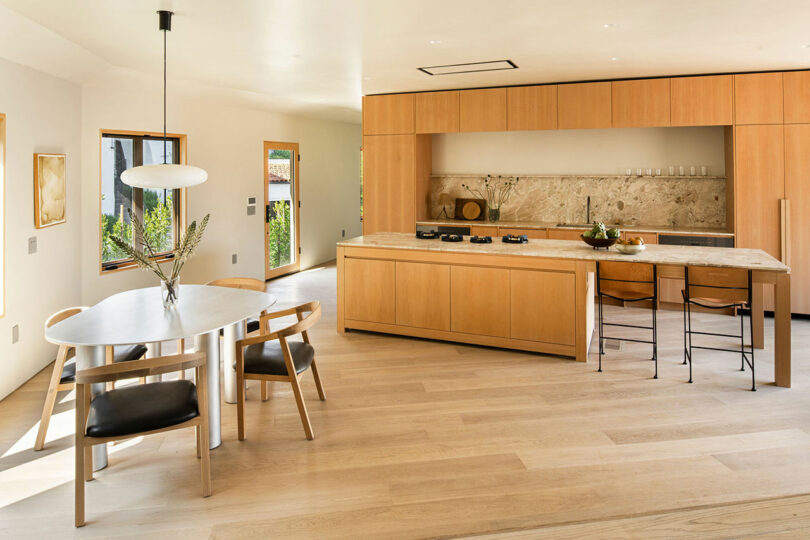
[12,325,19,344]
[341,229,346,237]
[28,237,37,254]
[232,253,237,264]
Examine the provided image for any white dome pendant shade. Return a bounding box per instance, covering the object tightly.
[121,10,207,190]
[121,164,207,189]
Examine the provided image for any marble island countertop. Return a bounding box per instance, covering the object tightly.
[338,233,788,273]
[416,219,734,237]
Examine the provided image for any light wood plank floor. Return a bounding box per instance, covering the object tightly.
[1,263,809,539]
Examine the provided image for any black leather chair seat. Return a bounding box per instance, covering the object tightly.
[219,317,261,336]
[86,380,199,438]
[243,341,315,376]
[60,344,148,384]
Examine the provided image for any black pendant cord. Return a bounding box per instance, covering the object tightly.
[163,26,167,165]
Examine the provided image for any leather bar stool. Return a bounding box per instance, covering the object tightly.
[597,261,659,378]
[682,266,755,391]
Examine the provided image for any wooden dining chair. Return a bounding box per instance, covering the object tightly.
[206,277,268,336]
[74,352,211,527]
[234,301,325,441]
[35,307,148,451]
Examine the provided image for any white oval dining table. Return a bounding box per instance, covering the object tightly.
[45,285,276,470]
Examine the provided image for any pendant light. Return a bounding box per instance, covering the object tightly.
[121,10,207,189]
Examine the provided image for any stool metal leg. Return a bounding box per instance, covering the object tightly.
[682,300,688,365]
[652,301,658,379]
[597,293,604,373]
[687,301,694,384]
[740,309,746,372]
[749,308,756,392]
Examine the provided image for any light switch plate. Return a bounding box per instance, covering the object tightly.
[28,237,37,254]
[12,325,19,344]
[232,253,237,264]
[342,229,346,237]
[247,206,256,216]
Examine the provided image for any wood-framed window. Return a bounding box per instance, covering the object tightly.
[99,130,187,273]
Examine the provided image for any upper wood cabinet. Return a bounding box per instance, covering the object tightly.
[734,73,784,125]
[612,79,671,127]
[507,85,558,130]
[670,75,733,126]
[460,88,507,132]
[784,124,810,313]
[558,82,612,130]
[362,94,414,135]
[783,71,810,124]
[415,91,459,133]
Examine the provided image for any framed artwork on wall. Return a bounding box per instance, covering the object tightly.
[34,153,66,228]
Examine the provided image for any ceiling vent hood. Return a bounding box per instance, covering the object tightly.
[418,60,517,76]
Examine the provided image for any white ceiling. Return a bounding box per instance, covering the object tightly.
[2,0,810,124]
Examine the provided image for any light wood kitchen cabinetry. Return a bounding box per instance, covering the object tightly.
[612,78,671,127]
[784,124,810,314]
[469,225,497,236]
[734,73,784,125]
[415,90,460,133]
[362,134,431,235]
[499,227,547,239]
[783,71,810,124]
[558,82,612,129]
[343,258,395,324]
[734,124,785,261]
[548,228,588,240]
[507,85,557,130]
[362,94,414,135]
[450,266,510,338]
[510,269,576,345]
[670,75,733,126]
[460,88,507,132]
[395,261,451,330]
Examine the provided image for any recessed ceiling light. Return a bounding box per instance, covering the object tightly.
[603,23,617,28]
[802,44,810,48]
[429,39,442,45]
[610,57,619,61]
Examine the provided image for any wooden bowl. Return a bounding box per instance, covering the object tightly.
[580,234,619,249]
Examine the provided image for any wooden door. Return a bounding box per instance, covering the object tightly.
[510,269,576,345]
[783,71,810,124]
[507,85,557,130]
[460,88,507,132]
[362,94,415,135]
[344,258,396,324]
[450,266,510,337]
[362,135,415,234]
[558,82,612,129]
[395,262,451,330]
[784,124,810,313]
[734,124,785,261]
[264,141,301,280]
[612,79,671,127]
[415,91,460,133]
[734,73,784,125]
[670,75,733,126]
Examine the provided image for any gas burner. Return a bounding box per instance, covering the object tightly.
[470,236,492,244]
[502,234,528,244]
[416,230,439,239]
[441,233,463,242]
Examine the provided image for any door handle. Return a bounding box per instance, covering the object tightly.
[780,199,790,267]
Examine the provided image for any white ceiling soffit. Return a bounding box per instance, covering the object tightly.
[3,1,810,123]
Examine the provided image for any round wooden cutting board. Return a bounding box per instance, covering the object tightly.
[462,201,481,220]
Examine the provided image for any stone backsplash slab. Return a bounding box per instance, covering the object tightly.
[430,175,726,228]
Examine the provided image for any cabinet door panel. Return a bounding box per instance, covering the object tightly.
[415,91,460,133]
[362,135,415,234]
[547,229,588,240]
[344,258,396,324]
[450,266,510,337]
[362,94,415,135]
[507,85,557,130]
[671,75,732,126]
[783,71,810,124]
[460,88,507,132]
[734,124,784,261]
[510,270,576,345]
[396,262,451,330]
[558,82,612,129]
[612,79,671,127]
[785,124,810,313]
[734,73,784,125]
[469,225,498,236]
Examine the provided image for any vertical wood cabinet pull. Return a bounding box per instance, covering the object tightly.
[780,199,790,266]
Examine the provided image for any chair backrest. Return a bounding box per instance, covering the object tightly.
[684,266,750,304]
[597,261,655,296]
[275,301,322,340]
[206,277,265,292]
[46,306,88,328]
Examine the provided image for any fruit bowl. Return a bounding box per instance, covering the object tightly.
[615,242,646,255]
[580,234,619,249]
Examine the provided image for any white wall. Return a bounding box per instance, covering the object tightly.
[0,57,83,400]
[80,68,361,305]
[432,126,726,176]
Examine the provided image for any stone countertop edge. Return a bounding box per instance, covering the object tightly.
[337,233,789,273]
[416,219,734,237]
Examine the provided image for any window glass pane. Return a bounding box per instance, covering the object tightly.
[142,139,175,253]
[101,136,135,263]
[266,148,294,270]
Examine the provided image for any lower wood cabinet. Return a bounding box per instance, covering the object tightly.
[499,227,547,239]
[344,258,395,324]
[450,266,510,337]
[510,269,576,345]
[470,225,497,236]
[547,228,588,240]
[395,262,450,330]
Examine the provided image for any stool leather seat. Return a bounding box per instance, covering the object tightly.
[599,287,653,301]
[86,380,198,438]
[243,341,315,376]
[60,344,148,384]
[681,291,747,309]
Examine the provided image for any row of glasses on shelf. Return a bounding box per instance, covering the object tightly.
[625,165,710,177]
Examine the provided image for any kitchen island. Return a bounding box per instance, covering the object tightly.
[336,233,792,387]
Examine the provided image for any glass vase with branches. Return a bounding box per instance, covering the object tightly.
[461,175,520,222]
